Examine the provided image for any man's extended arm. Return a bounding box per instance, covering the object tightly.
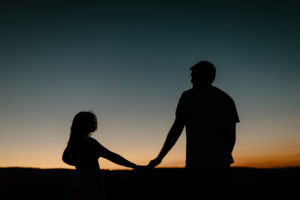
[148,117,185,168]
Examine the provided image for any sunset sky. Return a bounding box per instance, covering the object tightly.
[0,1,300,169]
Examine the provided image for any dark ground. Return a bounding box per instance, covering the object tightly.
[0,167,299,200]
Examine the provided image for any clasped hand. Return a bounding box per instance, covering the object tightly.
[133,157,162,171]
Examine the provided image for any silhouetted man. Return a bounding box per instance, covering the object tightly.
[148,61,239,199]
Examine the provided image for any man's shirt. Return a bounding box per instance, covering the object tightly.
[176,86,239,168]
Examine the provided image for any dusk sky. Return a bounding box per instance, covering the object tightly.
[0,1,300,169]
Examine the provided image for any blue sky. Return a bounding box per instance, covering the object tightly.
[0,1,300,168]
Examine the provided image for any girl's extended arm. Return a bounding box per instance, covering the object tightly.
[99,145,137,169]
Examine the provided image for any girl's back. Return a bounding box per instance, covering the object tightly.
[67,137,103,199]
[70,137,101,175]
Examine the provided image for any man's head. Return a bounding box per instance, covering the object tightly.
[190,61,216,86]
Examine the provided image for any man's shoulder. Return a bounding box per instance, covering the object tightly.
[179,89,195,100]
[182,88,193,95]
[212,86,234,101]
[181,87,231,97]
[180,86,236,104]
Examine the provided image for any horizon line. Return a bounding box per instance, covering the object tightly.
[1,166,300,170]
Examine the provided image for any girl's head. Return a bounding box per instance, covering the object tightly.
[70,111,98,138]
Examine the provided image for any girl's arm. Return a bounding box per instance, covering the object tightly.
[96,142,137,169]
[62,146,77,166]
[102,148,137,169]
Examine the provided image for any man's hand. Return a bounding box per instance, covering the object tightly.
[146,117,184,169]
[147,158,162,169]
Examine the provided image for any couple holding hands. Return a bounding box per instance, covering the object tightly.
[63,61,239,199]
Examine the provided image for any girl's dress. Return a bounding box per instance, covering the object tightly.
[66,137,107,199]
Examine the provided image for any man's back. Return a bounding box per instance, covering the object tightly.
[176,86,239,168]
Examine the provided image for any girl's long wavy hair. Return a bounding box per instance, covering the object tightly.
[68,111,98,145]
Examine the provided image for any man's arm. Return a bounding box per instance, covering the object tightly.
[148,117,185,168]
[227,124,236,154]
[226,124,236,164]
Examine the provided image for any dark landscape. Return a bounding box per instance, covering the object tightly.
[0,167,299,200]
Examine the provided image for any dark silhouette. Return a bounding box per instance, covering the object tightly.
[148,61,240,199]
[62,111,140,199]
[1,167,300,200]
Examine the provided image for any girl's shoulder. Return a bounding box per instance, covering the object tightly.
[86,137,105,149]
[86,137,109,155]
[86,137,100,144]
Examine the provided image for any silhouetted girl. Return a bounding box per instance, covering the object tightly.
[63,111,138,199]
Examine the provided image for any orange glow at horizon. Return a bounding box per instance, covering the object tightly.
[1,127,300,170]
[3,158,300,170]
[2,149,300,170]
[1,119,300,170]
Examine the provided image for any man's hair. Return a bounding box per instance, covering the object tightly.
[190,61,216,84]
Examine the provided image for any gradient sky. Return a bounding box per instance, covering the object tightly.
[0,1,300,169]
